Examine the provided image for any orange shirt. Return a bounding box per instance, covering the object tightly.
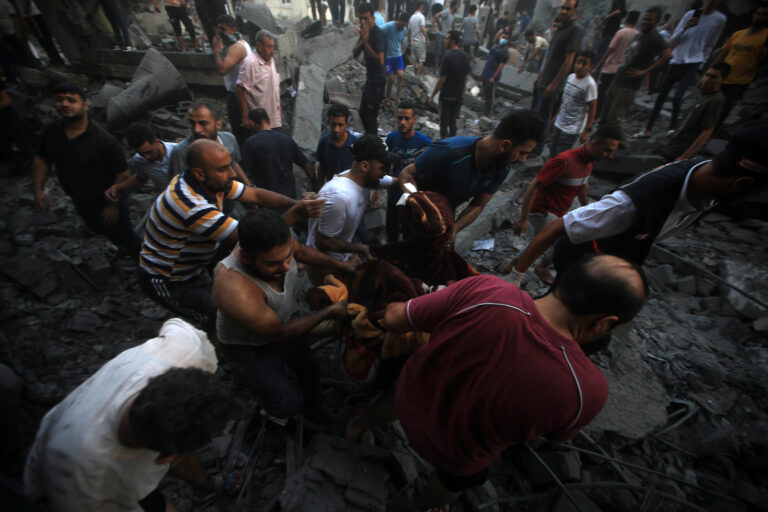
[723,27,768,85]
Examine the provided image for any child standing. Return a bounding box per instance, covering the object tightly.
[550,50,598,156]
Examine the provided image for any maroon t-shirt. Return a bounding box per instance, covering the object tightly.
[395,275,608,476]
[531,146,593,217]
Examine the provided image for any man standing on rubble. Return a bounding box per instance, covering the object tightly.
[353,2,387,135]
[212,14,252,146]
[346,253,648,511]
[32,83,141,260]
[431,29,470,138]
[139,139,324,329]
[237,30,282,132]
[407,2,428,77]
[398,109,545,241]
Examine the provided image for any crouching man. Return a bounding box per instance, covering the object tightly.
[347,254,648,511]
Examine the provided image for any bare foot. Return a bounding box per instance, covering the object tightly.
[534,265,554,285]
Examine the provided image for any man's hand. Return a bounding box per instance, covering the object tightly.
[359,244,374,261]
[544,82,557,97]
[104,184,119,202]
[626,68,646,78]
[326,301,349,321]
[579,130,590,145]
[513,218,528,235]
[360,23,370,40]
[297,196,326,218]
[240,116,254,130]
[34,190,50,212]
[489,77,496,84]
[101,202,119,225]
[212,34,223,53]
[685,16,699,30]
[339,259,359,273]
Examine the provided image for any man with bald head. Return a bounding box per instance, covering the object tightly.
[138,139,324,329]
[346,253,648,511]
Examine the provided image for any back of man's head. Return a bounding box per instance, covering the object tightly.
[493,109,546,145]
[126,122,156,149]
[239,209,291,256]
[447,29,461,44]
[248,107,270,127]
[129,368,237,454]
[552,254,648,327]
[591,123,623,143]
[217,14,237,28]
[626,10,640,25]
[712,123,768,181]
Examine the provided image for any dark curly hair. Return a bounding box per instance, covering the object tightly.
[129,368,238,454]
[493,109,546,145]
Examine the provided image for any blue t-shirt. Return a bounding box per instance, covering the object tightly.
[375,11,385,27]
[414,136,510,206]
[385,130,432,203]
[360,24,387,83]
[481,45,510,81]
[316,131,359,181]
[381,21,407,58]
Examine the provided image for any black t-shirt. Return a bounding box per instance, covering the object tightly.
[360,24,387,83]
[539,20,583,88]
[37,118,126,203]
[601,0,626,38]
[440,49,470,101]
[241,130,309,199]
[611,31,667,90]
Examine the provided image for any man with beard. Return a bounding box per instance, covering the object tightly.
[168,100,250,185]
[384,101,431,242]
[316,104,359,184]
[33,83,141,260]
[398,109,545,241]
[213,209,355,424]
[139,139,324,330]
[307,135,397,262]
[237,30,282,131]
[212,15,252,146]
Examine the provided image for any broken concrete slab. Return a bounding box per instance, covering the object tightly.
[239,2,282,35]
[90,84,124,109]
[721,259,768,320]
[292,63,326,152]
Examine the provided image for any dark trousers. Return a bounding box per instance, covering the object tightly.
[166,5,196,37]
[718,83,749,128]
[227,91,249,147]
[73,198,140,260]
[439,99,462,138]
[388,0,405,20]
[138,269,216,330]
[482,79,496,117]
[194,0,226,43]
[385,193,402,243]
[596,72,614,120]
[328,0,345,23]
[26,15,63,64]
[532,81,561,155]
[645,62,699,132]
[549,126,579,156]
[360,79,386,135]
[593,35,611,74]
[220,337,321,418]
[99,0,132,47]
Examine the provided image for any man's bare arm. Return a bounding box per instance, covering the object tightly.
[235,85,252,129]
[514,217,566,272]
[675,127,714,161]
[382,302,412,333]
[454,192,493,233]
[430,76,446,101]
[398,163,418,192]
[32,155,51,211]
[293,236,356,273]
[212,36,246,74]
[317,233,371,259]
[545,52,576,96]
[577,182,590,206]
[513,178,544,234]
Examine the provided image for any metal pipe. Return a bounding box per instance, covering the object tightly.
[525,444,585,512]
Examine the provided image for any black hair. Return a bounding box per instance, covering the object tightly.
[327,103,351,121]
[450,1,459,8]
[125,122,157,149]
[493,109,546,144]
[712,123,768,178]
[645,6,662,20]
[592,123,623,143]
[552,254,648,326]
[52,82,86,101]
[239,209,291,255]
[371,0,380,10]
[350,134,390,166]
[397,100,417,114]
[358,2,375,15]
[662,12,671,20]
[524,28,535,37]
[576,49,595,64]
[189,100,222,121]
[216,14,237,27]
[129,368,238,454]
[626,10,640,25]
[248,107,270,125]
[710,61,731,79]
[447,29,461,43]
[469,4,477,13]
[398,12,410,22]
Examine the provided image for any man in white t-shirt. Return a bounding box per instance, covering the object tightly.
[307,135,398,262]
[407,2,428,76]
[24,318,237,512]
[550,50,598,156]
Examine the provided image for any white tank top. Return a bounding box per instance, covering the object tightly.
[224,40,253,93]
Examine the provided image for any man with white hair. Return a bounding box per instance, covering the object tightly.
[237,29,282,131]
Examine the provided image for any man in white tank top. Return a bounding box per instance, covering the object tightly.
[213,209,354,423]
[212,15,253,146]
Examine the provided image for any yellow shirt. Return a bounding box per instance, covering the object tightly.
[723,27,768,85]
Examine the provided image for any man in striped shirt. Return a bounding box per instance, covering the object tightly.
[138,139,324,329]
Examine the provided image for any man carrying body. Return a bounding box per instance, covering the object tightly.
[505,123,768,285]
[307,135,396,262]
[139,139,323,329]
[431,29,470,139]
[211,14,252,146]
[24,318,237,511]
[32,83,141,260]
[382,13,409,106]
[347,254,648,511]
[236,29,282,131]
[407,2,428,77]
[353,2,387,135]
[241,108,316,198]
[398,109,545,239]
[501,124,622,283]
[385,101,431,242]
[316,104,359,184]
[213,210,354,423]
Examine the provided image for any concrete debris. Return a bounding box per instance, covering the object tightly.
[293,64,327,152]
[721,260,768,320]
[239,2,282,35]
[527,451,582,485]
[555,491,603,512]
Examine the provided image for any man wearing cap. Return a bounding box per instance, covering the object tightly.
[307,135,398,262]
[505,123,768,284]
[32,83,141,260]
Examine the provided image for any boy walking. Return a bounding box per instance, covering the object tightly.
[550,50,598,156]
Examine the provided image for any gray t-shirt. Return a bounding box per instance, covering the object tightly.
[168,132,241,175]
[438,8,454,35]
[461,16,478,45]
[131,141,177,191]
[539,20,583,88]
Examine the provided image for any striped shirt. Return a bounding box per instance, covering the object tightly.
[531,146,592,218]
[139,171,245,280]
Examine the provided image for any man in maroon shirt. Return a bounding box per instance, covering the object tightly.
[346,254,647,511]
[502,124,622,283]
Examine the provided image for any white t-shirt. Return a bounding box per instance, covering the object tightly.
[669,10,726,65]
[131,141,177,191]
[554,73,598,135]
[24,319,218,512]
[408,11,426,44]
[306,171,394,261]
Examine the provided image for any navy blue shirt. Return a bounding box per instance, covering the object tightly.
[241,130,309,198]
[316,131,359,181]
[481,45,510,81]
[385,130,432,204]
[414,136,510,206]
[360,24,387,84]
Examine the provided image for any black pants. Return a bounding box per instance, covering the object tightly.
[26,15,63,64]
[718,83,749,128]
[99,0,132,47]
[596,72,614,120]
[645,62,699,132]
[360,79,386,135]
[194,0,226,43]
[73,198,140,260]
[482,79,496,117]
[166,5,196,38]
[227,91,249,147]
[138,269,216,330]
[439,99,461,138]
[328,0,345,23]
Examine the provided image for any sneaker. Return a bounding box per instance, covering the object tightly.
[667,129,676,136]
[631,130,651,139]
[122,45,136,52]
[112,45,121,50]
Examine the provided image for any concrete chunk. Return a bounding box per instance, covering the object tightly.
[528,451,582,485]
[292,64,326,151]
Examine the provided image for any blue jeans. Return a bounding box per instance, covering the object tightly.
[533,82,561,155]
[645,63,699,132]
[549,127,579,156]
[99,0,132,47]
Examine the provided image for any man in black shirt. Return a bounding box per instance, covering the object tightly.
[353,2,387,135]
[241,108,317,197]
[32,84,140,260]
[431,30,470,138]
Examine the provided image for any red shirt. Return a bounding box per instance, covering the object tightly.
[531,146,592,217]
[395,275,608,476]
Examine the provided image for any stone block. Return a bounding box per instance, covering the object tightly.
[686,350,726,387]
[721,259,768,320]
[67,310,102,333]
[645,264,676,289]
[463,479,499,512]
[676,275,697,295]
[527,451,582,485]
[133,12,170,35]
[753,315,768,334]
[84,251,112,287]
[292,64,326,152]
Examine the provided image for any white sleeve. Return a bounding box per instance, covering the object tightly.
[586,77,598,102]
[377,175,395,189]
[316,191,348,238]
[563,190,638,244]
